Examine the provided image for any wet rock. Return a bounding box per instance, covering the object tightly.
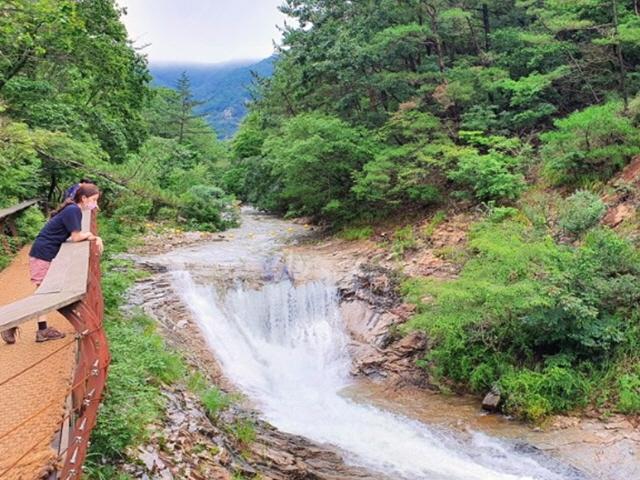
[346,264,401,310]
[482,387,502,412]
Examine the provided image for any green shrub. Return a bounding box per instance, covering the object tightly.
[449,150,525,202]
[89,311,184,462]
[542,101,640,186]
[14,205,45,242]
[488,206,521,223]
[352,109,447,216]
[500,366,589,422]
[262,113,377,221]
[230,419,256,446]
[187,371,209,394]
[557,190,606,235]
[111,194,153,224]
[0,251,10,271]
[201,387,232,419]
[0,205,46,271]
[179,184,239,231]
[338,226,374,241]
[421,211,446,240]
[86,222,185,474]
[393,225,417,257]
[617,372,640,413]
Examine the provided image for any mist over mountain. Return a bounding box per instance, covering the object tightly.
[151,56,275,138]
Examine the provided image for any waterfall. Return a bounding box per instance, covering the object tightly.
[172,271,580,480]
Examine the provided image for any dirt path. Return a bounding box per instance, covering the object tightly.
[0,247,76,479]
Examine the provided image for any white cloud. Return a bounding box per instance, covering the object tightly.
[117,0,289,64]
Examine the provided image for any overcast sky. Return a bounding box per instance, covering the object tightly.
[117,0,289,64]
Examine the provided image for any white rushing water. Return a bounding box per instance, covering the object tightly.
[172,270,580,480]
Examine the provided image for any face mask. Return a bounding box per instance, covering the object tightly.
[87,201,98,211]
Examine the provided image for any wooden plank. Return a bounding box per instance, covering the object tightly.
[0,291,85,331]
[0,199,39,221]
[37,242,90,295]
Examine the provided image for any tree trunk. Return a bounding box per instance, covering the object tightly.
[424,5,445,76]
[47,172,57,209]
[482,3,491,50]
[612,0,628,111]
[467,17,482,55]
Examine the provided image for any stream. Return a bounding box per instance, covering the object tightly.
[141,209,595,480]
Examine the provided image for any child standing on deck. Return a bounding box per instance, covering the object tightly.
[1,184,104,344]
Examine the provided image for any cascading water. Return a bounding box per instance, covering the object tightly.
[171,270,583,480]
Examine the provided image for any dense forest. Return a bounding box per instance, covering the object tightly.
[1,0,640,461]
[225,0,640,421]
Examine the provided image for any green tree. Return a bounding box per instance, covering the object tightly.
[541,101,640,186]
[262,113,376,221]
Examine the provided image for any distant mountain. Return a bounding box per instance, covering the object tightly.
[150,56,275,139]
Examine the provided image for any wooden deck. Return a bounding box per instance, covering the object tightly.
[0,200,40,222]
[0,248,77,479]
[0,208,109,479]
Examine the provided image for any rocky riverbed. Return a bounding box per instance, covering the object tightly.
[119,209,640,480]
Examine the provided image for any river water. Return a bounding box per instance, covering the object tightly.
[149,209,588,480]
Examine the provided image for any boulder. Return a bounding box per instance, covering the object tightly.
[482,387,502,412]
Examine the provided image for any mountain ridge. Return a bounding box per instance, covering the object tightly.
[150,56,275,138]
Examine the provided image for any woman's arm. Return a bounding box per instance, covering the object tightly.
[69,231,104,254]
[69,231,93,242]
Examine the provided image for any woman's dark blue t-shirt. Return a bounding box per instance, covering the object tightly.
[30,204,83,261]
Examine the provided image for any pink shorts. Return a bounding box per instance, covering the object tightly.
[29,257,51,286]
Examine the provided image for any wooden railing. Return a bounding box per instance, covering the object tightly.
[0,208,109,479]
[0,199,39,253]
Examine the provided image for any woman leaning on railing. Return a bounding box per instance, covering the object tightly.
[1,184,104,345]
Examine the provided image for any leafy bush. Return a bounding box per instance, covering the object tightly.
[179,184,239,231]
[404,215,640,420]
[542,102,640,186]
[0,121,44,204]
[500,366,589,422]
[14,205,45,241]
[557,190,606,235]
[89,307,184,464]
[449,150,525,202]
[488,206,521,223]
[421,211,446,240]
[0,205,46,271]
[230,419,256,446]
[393,225,417,257]
[617,371,640,413]
[201,387,232,419]
[339,226,374,241]
[110,194,154,225]
[353,109,447,215]
[259,113,377,222]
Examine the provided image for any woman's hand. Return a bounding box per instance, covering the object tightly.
[94,236,104,255]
